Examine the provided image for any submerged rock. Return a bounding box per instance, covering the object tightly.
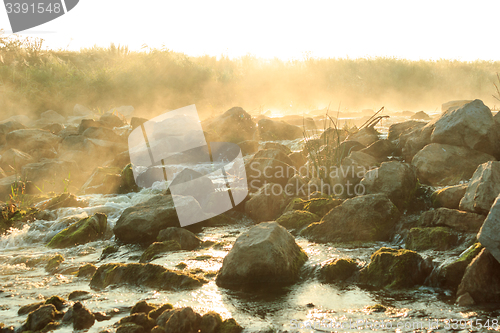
[301,194,399,243]
[47,213,107,248]
[90,263,207,290]
[405,227,459,251]
[359,247,429,289]
[459,161,500,215]
[139,240,181,263]
[411,143,495,186]
[216,222,307,290]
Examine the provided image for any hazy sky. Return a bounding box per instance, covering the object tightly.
[0,0,499,60]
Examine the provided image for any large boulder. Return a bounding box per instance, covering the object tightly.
[399,122,435,161]
[301,194,400,243]
[257,118,303,141]
[203,107,256,143]
[360,161,417,210]
[437,243,483,290]
[319,258,359,283]
[114,195,181,244]
[411,143,495,186]
[456,248,500,304]
[25,304,57,331]
[419,208,485,233]
[246,149,294,191]
[216,222,307,290]
[159,307,201,333]
[431,99,500,158]
[388,120,426,142]
[47,213,107,248]
[459,161,500,214]
[360,139,395,160]
[21,159,80,193]
[346,127,379,146]
[244,183,289,223]
[90,263,206,290]
[405,227,459,251]
[157,227,201,250]
[276,210,320,234]
[441,100,473,112]
[0,120,26,145]
[6,129,60,152]
[359,247,429,289]
[477,194,500,263]
[431,184,468,209]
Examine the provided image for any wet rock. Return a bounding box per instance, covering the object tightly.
[405,227,459,251]
[257,118,303,141]
[411,143,495,186]
[148,303,173,320]
[100,245,119,259]
[6,129,60,152]
[456,292,475,306]
[301,194,400,243]
[459,161,500,215]
[100,112,125,128]
[71,301,95,330]
[116,323,145,333]
[45,254,64,273]
[199,312,222,333]
[477,194,500,262]
[90,263,207,290]
[0,148,33,172]
[431,99,500,158]
[431,184,468,209]
[346,127,379,146]
[419,208,485,233]
[25,304,57,331]
[140,240,181,263]
[218,318,243,333]
[456,248,500,303]
[359,247,429,289]
[438,243,483,290]
[44,295,65,311]
[388,120,426,142]
[244,183,289,223]
[157,227,201,250]
[158,307,201,333]
[360,161,417,210]
[246,149,294,190]
[40,192,88,210]
[77,263,97,277]
[18,301,44,316]
[204,107,256,143]
[276,210,320,233]
[47,213,107,248]
[411,111,431,120]
[121,163,139,193]
[113,195,180,244]
[360,139,395,159]
[117,313,155,331]
[216,222,307,290]
[131,301,157,315]
[320,258,359,282]
[68,290,91,300]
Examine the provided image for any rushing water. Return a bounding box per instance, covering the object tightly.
[1,115,499,332]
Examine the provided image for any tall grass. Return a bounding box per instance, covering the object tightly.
[1,30,500,120]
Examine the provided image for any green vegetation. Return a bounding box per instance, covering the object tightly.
[2,31,500,119]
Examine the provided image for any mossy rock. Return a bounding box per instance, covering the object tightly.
[359,247,428,289]
[89,263,207,290]
[77,263,97,277]
[131,301,157,315]
[276,210,320,233]
[45,254,64,273]
[44,295,65,310]
[120,163,139,194]
[218,318,243,333]
[439,243,483,290]
[405,227,459,251]
[139,240,181,263]
[148,303,173,320]
[18,301,45,315]
[319,258,359,282]
[47,213,107,248]
[303,197,343,217]
[100,245,119,259]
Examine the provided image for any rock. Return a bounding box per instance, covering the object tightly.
[100,112,125,128]
[40,110,66,123]
[0,120,26,146]
[44,295,65,310]
[346,127,379,146]
[72,301,95,330]
[42,122,64,134]
[204,107,256,143]
[0,148,33,172]
[68,290,91,301]
[399,122,435,161]
[18,301,44,316]
[116,323,146,333]
[442,100,473,112]
[411,111,431,120]
[431,184,468,209]
[405,227,459,251]
[276,210,320,233]
[411,143,495,186]
[456,248,500,303]
[118,313,156,331]
[359,247,429,289]
[456,292,475,306]
[477,194,500,263]
[83,126,122,142]
[131,301,157,315]
[199,312,222,333]
[157,227,201,250]
[159,307,201,333]
[77,263,97,277]
[342,151,379,171]
[419,208,485,233]
[244,183,289,223]
[263,142,292,155]
[431,99,500,157]
[301,194,400,243]
[438,243,483,290]
[218,318,243,333]
[236,140,258,156]
[90,263,206,290]
[21,159,79,193]
[459,161,500,214]
[280,115,317,130]
[6,129,60,152]
[257,118,303,141]
[388,120,426,142]
[45,254,64,273]
[25,304,57,331]
[216,222,307,290]
[73,104,93,117]
[246,149,294,190]
[360,139,395,159]
[319,258,358,282]
[78,119,101,134]
[139,240,181,263]
[80,166,122,194]
[288,151,308,170]
[113,195,180,244]
[40,193,88,210]
[47,213,107,248]
[286,197,343,217]
[149,304,173,320]
[360,161,417,211]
